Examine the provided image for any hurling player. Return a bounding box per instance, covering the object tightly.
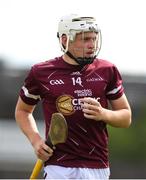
[15,14,132,179]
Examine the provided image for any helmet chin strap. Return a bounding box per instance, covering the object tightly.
[66,51,96,66]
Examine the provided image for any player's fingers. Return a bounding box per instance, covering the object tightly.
[81,102,101,115]
[38,148,53,157]
[83,113,95,120]
[43,144,54,154]
[82,108,96,115]
[37,147,53,161]
[80,97,100,106]
[82,103,97,110]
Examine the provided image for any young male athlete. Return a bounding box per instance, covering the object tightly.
[15,14,132,179]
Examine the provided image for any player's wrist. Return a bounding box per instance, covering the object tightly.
[30,133,43,147]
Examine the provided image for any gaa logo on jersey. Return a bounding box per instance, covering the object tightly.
[49,79,64,85]
[56,95,75,115]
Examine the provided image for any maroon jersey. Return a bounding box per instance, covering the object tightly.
[20,56,124,168]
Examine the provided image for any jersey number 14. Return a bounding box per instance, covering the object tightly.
[71,77,83,87]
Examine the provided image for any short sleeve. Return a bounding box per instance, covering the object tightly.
[106,65,124,100]
[19,66,41,105]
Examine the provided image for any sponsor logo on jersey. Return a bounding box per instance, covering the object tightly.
[56,94,100,116]
[56,95,75,116]
[70,71,82,76]
[86,74,104,82]
[56,95,84,115]
[74,89,92,97]
[49,79,64,85]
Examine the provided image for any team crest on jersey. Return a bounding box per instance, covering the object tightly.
[56,95,75,116]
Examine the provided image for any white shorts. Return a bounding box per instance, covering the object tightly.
[44,165,110,179]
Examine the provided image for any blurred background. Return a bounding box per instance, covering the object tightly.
[0,0,146,179]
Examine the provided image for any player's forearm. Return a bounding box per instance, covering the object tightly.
[102,108,131,128]
[15,110,42,146]
[81,96,132,128]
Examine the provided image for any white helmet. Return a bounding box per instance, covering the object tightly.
[57,14,102,66]
[57,14,100,42]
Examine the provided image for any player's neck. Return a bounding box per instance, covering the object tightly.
[63,54,79,65]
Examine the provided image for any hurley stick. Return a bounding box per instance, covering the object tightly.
[30,113,68,179]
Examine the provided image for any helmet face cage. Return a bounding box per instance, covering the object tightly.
[70,30,101,58]
[58,14,102,65]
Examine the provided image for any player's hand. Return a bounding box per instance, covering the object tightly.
[33,139,54,161]
[80,97,105,121]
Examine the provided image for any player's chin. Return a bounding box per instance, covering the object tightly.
[85,53,94,58]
